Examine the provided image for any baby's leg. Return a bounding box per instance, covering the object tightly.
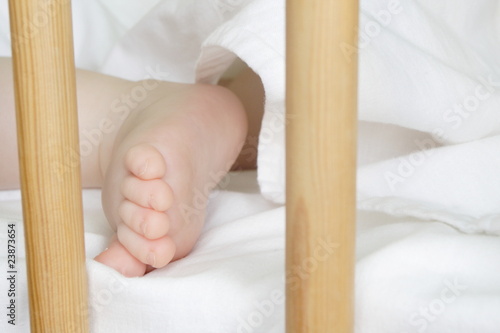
[0,58,19,190]
[94,64,265,277]
[0,57,135,189]
[223,66,265,171]
[1,57,249,277]
[95,81,247,276]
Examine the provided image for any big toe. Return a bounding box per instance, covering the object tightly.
[94,236,147,277]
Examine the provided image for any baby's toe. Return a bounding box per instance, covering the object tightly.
[117,224,176,269]
[120,175,173,211]
[125,144,167,180]
[118,200,170,239]
[94,236,147,277]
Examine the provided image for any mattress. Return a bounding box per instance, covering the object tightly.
[1,170,499,333]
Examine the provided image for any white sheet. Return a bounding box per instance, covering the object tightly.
[1,171,499,332]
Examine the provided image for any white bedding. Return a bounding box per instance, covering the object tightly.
[1,171,499,332]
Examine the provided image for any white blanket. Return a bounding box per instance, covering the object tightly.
[1,171,499,332]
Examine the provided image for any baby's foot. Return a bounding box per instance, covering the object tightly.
[94,83,246,277]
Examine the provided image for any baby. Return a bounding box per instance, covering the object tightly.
[0,56,265,277]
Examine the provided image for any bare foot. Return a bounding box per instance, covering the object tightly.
[94,83,247,277]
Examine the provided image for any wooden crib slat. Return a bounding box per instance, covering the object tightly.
[9,0,89,332]
[286,0,358,332]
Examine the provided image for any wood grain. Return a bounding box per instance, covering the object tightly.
[286,0,358,332]
[9,0,89,331]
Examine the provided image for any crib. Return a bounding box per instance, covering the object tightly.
[8,0,500,332]
[7,0,356,332]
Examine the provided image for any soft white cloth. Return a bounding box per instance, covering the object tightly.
[1,174,499,332]
[58,0,500,230]
[355,0,500,237]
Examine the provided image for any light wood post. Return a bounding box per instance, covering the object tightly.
[9,0,89,332]
[286,0,358,332]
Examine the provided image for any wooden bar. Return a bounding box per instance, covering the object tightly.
[9,0,89,332]
[286,0,358,332]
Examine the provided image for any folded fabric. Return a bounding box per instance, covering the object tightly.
[78,0,500,220]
